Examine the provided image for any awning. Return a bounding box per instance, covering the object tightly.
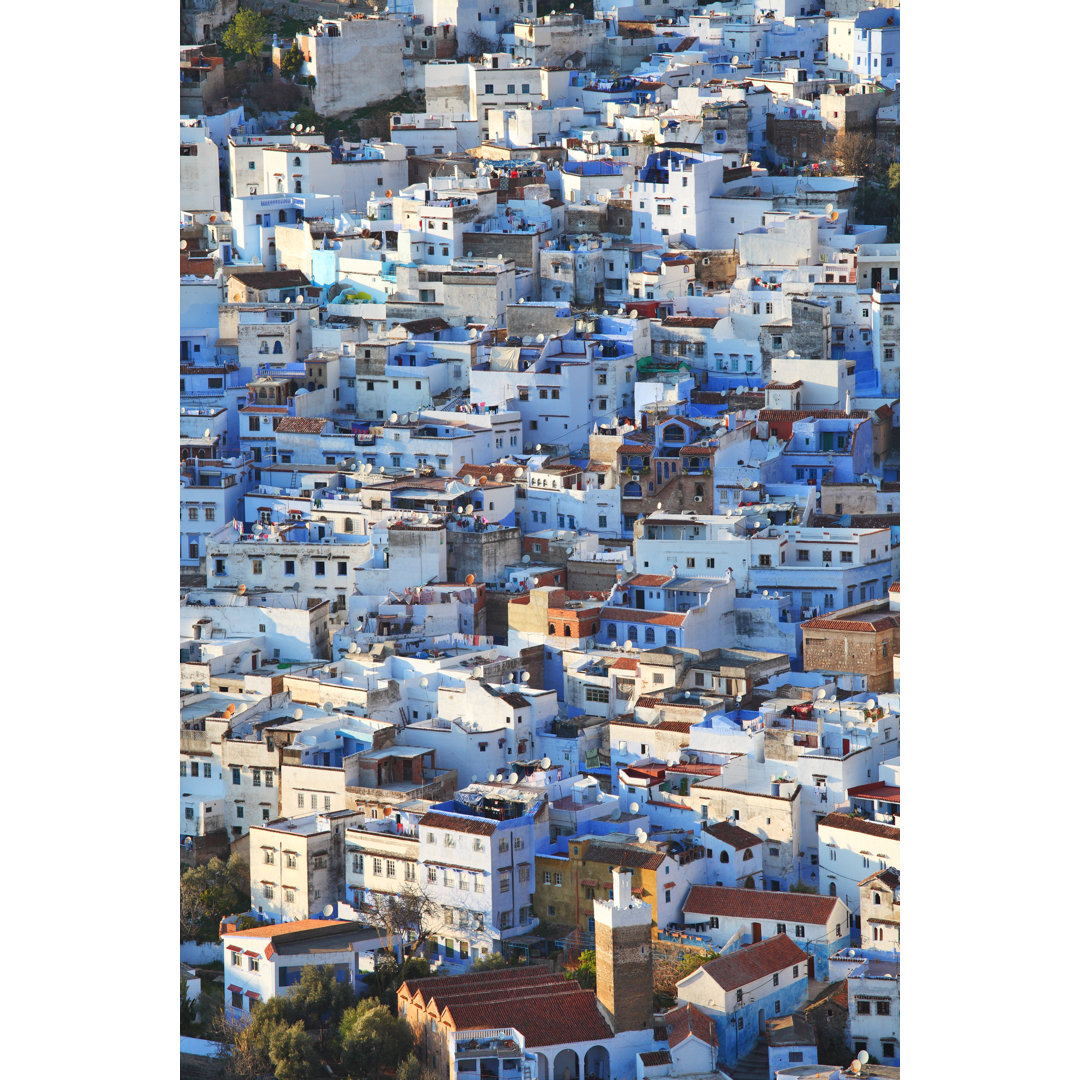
[245,990,261,999]
[226,945,242,952]
[244,950,260,958]
[227,984,243,993]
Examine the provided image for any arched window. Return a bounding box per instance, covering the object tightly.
[873,892,881,905]
[829,881,837,897]
[258,342,269,354]
[666,629,677,645]
[293,156,302,166]
[627,626,638,643]
[607,623,616,640]
[720,850,729,864]
[644,627,655,644]
[278,210,287,223]
[295,180,302,193]
[563,625,571,636]
[743,848,754,861]
[344,518,353,533]
[272,341,283,354]
[624,481,642,499]
[548,623,555,635]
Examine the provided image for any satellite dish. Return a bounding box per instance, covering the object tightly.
[322,700,334,714]
[732,55,739,63]
[464,474,475,485]
[656,502,662,510]
[495,473,504,483]
[348,642,357,654]
[528,577,538,588]
[518,297,525,304]
[816,689,826,700]
[541,756,551,769]
[390,412,399,423]
[624,639,633,650]
[850,1064,861,1076]
[635,828,648,843]
[465,505,475,515]
[465,573,475,585]
[866,698,877,710]
[322,904,334,917]
[521,671,531,682]
[293,708,303,720]
[536,333,545,342]
[857,1051,870,1066]
[825,203,834,215]
[786,350,796,358]
[514,467,524,478]
[379,466,386,473]
[535,444,543,453]
[609,641,617,648]
[495,774,504,783]
[420,676,429,688]
[487,773,496,782]
[508,772,519,784]
[455,505,464,514]
[629,801,640,813]
[471,774,478,783]
[522,554,531,564]
[180,239,188,251]
[630,310,638,319]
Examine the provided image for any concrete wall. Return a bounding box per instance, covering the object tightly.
[303,19,408,116]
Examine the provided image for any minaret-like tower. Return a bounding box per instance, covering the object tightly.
[593,868,654,1032]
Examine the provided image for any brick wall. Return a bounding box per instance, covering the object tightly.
[802,626,897,693]
[596,918,655,1032]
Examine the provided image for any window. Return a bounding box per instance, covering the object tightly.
[857,1000,871,1015]
[262,883,273,900]
[554,873,562,887]
[251,559,263,575]
[736,989,743,1004]
[231,950,242,967]
[297,793,305,808]
[187,507,199,521]
[776,923,786,935]
[231,990,243,1010]
[428,867,437,883]
[881,1040,896,1058]
[264,770,273,787]
[797,549,809,562]
[352,853,363,873]
[794,925,805,938]
[286,854,296,869]
[876,1000,891,1015]
[185,806,194,820]
[315,561,325,576]
[792,964,800,978]
[821,550,832,564]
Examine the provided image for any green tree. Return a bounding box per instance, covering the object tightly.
[268,1020,319,1080]
[565,949,596,990]
[223,9,269,65]
[180,854,250,942]
[397,1054,440,1080]
[365,955,433,1010]
[470,952,512,972]
[279,42,304,79]
[339,998,414,1078]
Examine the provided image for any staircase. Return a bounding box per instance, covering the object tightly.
[726,1040,770,1080]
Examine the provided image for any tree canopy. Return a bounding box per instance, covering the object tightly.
[223,9,269,65]
[180,854,249,942]
[339,998,415,1078]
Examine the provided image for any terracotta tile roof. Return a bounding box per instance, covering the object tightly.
[654,721,693,733]
[847,782,900,803]
[673,36,699,52]
[609,657,640,671]
[223,918,353,939]
[694,934,807,991]
[757,409,870,421]
[702,821,763,851]
[425,976,571,1016]
[600,607,686,627]
[639,1050,672,1066]
[400,965,549,1003]
[275,417,330,435]
[661,316,719,328]
[766,381,804,390]
[818,812,899,841]
[635,696,665,709]
[802,615,899,633]
[228,269,310,289]
[683,884,844,924]
[664,1002,717,1048]
[443,987,611,1047]
[418,810,498,836]
[888,582,900,592]
[627,574,673,587]
[584,839,666,870]
[860,867,900,890]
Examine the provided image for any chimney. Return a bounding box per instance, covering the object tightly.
[594,868,653,1033]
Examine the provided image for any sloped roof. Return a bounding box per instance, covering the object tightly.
[419,811,497,836]
[275,417,330,434]
[818,812,899,841]
[584,840,666,870]
[228,269,310,289]
[683,884,843,925]
[664,1002,718,1048]
[693,934,807,991]
[702,821,763,851]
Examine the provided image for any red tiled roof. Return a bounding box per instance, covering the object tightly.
[639,1050,672,1066]
[223,918,353,939]
[276,417,330,435]
[802,615,899,633]
[847,782,900,803]
[627,574,673,587]
[694,934,807,991]
[818,812,899,841]
[860,867,900,890]
[584,840,666,870]
[610,657,640,671]
[662,316,719,328]
[654,721,693,733]
[400,965,549,1003]
[757,409,870,421]
[702,821,763,850]
[418,810,497,836]
[664,1002,718,1048]
[683,884,844,924]
[889,582,900,592]
[443,987,611,1048]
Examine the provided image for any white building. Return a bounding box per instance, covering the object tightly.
[817,812,899,917]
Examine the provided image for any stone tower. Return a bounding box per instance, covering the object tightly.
[593,868,654,1033]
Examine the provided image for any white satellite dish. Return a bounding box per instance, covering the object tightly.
[816,688,826,700]
[786,349,796,358]
[203,428,211,439]
[487,772,496,782]
[541,756,551,769]
[857,1051,870,1066]
[420,677,429,688]
[379,466,386,473]
[609,641,617,648]
[522,554,531,564]
[521,672,531,682]
[514,466,524,478]
[508,772,519,784]
[465,506,475,515]
[635,828,648,843]
[293,708,304,720]
[528,577,538,588]
[825,203,835,216]
[464,474,475,485]
[455,505,464,514]
[535,444,543,453]
[390,412,399,423]
[471,774,478,783]
[322,701,334,713]
[322,903,334,917]
[536,333,545,342]
[348,642,357,654]
[495,472,504,482]
[866,698,877,710]
[629,801,640,813]
[656,502,663,510]
[495,774,504,783]
[732,55,739,64]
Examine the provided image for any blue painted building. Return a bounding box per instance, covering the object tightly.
[853,9,900,82]
[676,934,810,1068]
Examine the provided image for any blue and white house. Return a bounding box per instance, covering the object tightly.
[675,933,810,1068]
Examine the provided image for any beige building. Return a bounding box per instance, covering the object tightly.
[859,867,899,951]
